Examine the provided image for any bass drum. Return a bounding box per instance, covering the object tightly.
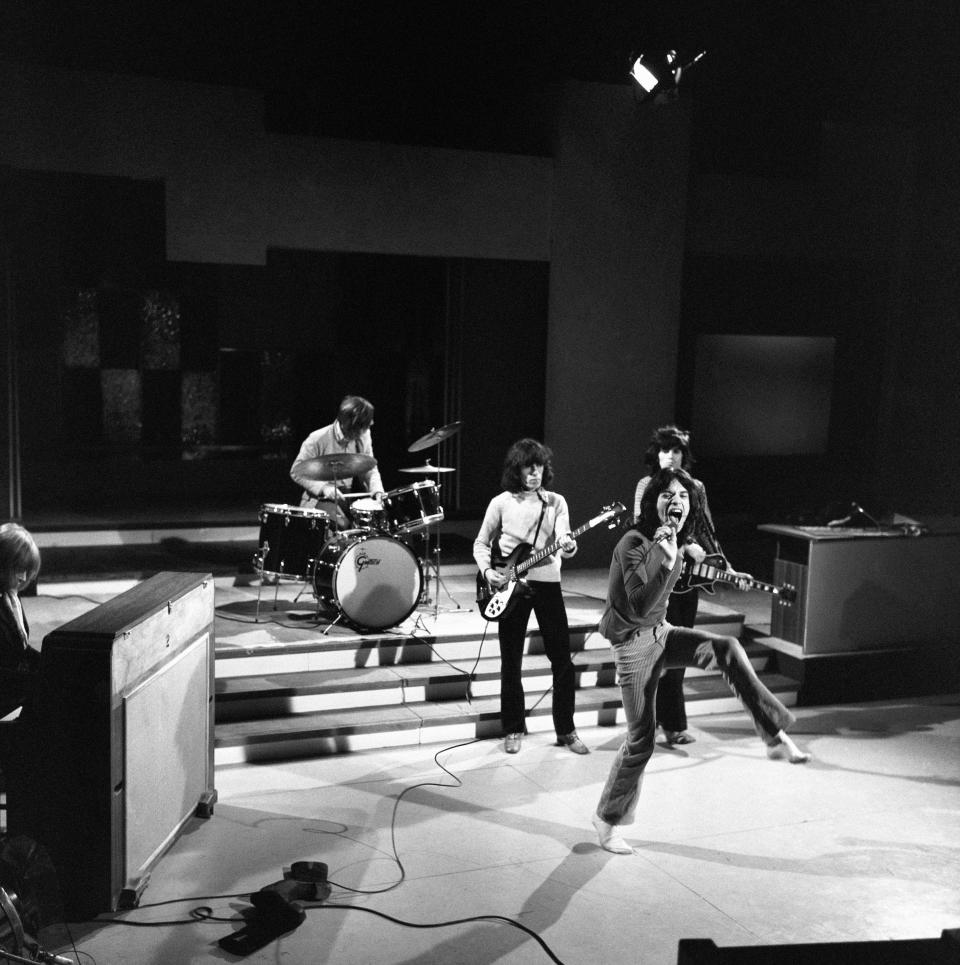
[314,532,423,631]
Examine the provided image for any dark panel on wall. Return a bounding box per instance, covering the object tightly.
[269,248,449,500]
[9,170,165,459]
[60,368,103,446]
[456,257,549,513]
[676,253,887,529]
[7,166,549,518]
[217,349,262,446]
[97,287,144,369]
[141,370,182,447]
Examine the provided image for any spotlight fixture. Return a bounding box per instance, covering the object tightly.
[629,49,706,104]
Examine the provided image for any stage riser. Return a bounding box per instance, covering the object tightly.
[214,685,797,766]
[214,627,603,678]
[210,594,782,763]
[213,621,749,682]
[214,653,774,723]
[213,614,745,679]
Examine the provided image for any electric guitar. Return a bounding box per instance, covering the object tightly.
[675,553,796,602]
[476,502,626,621]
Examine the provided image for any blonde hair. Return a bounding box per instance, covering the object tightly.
[0,522,41,592]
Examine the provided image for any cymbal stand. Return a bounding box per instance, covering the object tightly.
[418,461,467,619]
[292,472,344,615]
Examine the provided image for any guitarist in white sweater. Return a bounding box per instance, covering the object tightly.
[473,438,588,756]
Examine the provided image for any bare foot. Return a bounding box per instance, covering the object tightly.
[767,733,810,764]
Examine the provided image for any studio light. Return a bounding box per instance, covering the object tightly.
[629,49,706,104]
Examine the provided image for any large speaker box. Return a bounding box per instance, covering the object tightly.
[7,572,216,919]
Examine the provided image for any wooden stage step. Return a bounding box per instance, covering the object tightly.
[212,575,797,764]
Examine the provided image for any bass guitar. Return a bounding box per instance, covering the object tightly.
[476,502,626,621]
[675,553,796,602]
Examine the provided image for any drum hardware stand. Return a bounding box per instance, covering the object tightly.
[251,544,283,622]
[320,609,344,635]
[404,420,470,620]
[418,523,469,618]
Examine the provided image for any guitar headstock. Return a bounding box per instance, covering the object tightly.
[602,501,627,527]
[778,583,797,604]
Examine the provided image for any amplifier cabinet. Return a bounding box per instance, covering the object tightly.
[10,572,216,919]
[759,525,960,655]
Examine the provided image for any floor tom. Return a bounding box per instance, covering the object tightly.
[255,503,332,579]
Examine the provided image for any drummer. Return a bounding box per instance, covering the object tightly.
[290,395,386,529]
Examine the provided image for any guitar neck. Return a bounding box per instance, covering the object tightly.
[514,506,622,578]
[687,561,784,596]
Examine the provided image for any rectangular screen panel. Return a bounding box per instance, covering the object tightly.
[692,335,834,456]
[124,633,210,875]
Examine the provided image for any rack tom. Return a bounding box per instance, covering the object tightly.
[383,482,443,534]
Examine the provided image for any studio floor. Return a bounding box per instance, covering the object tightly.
[13,532,960,964]
[36,692,960,964]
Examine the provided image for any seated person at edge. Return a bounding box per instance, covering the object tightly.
[592,466,808,856]
[290,394,385,530]
[473,438,588,757]
[633,425,749,747]
[0,522,42,720]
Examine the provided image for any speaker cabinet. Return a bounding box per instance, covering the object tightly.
[678,930,960,964]
[9,572,216,919]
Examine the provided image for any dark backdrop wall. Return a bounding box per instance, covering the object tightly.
[0,61,680,549]
[2,174,549,516]
[2,41,958,567]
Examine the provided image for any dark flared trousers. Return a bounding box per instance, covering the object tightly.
[497,580,575,737]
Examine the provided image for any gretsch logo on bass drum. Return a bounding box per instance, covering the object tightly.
[355,551,381,571]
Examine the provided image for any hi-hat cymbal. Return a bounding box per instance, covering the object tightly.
[296,452,377,481]
[399,463,455,474]
[407,420,463,452]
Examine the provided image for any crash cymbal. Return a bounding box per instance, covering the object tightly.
[399,463,455,473]
[296,452,377,481]
[407,420,463,452]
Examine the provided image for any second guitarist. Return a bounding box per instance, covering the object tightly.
[633,425,750,746]
[473,438,589,757]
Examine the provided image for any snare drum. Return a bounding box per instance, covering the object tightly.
[256,503,332,579]
[383,481,443,534]
[349,496,389,531]
[314,531,423,631]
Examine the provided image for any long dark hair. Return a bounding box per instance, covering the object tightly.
[501,438,555,493]
[636,467,700,542]
[642,424,693,473]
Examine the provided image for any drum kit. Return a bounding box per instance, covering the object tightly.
[252,421,464,632]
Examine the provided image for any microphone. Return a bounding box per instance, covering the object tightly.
[654,519,680,544]
[826,501,882,529]
[850,501,882,528]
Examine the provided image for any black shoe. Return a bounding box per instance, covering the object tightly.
[557,732,590,755]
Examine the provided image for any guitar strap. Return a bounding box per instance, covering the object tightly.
[491,493,546,565]
[694,480,726,563]
[531,493,548,548]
